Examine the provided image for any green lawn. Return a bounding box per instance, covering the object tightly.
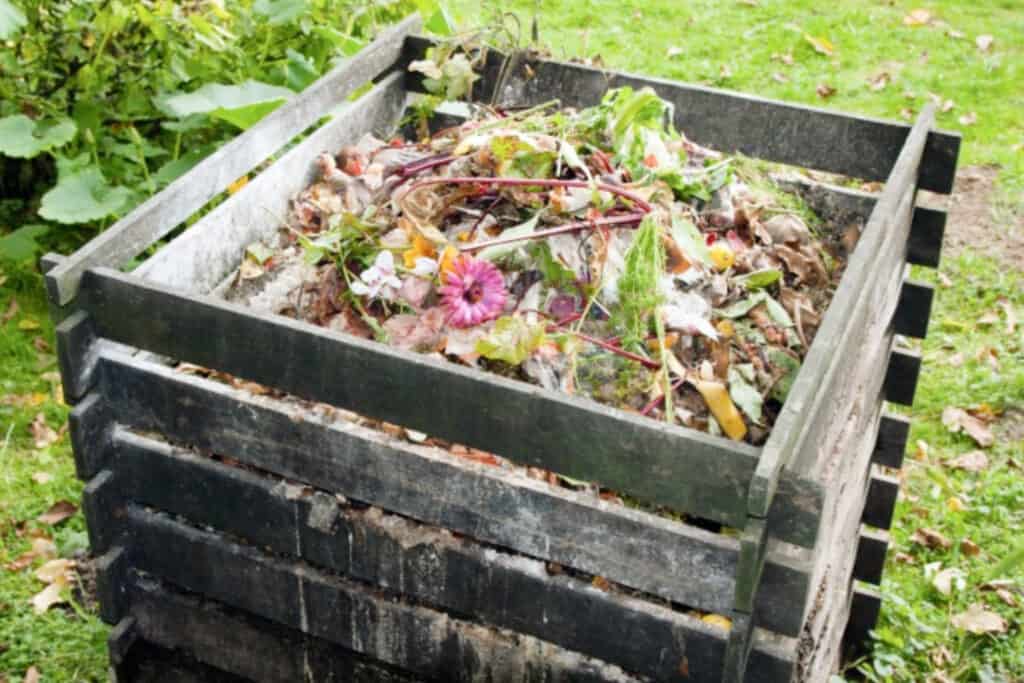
[2,1,1023,680]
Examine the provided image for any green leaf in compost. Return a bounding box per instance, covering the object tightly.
[728,364,763,423]
[39,167,132,224]
[475,316,547,365]
[477,212,542,261]
[767,348,801,402]
[0,116,77,159]
[0,0,26,40]
[670,213,712,266]
[736,268,782,290]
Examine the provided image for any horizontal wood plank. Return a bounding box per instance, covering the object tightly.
[78,268,772,528]
[862,470,900,530]
[403,38,960,194]
[44,16,421,308]
[894,279,935,339]
[136,71,409,295]
[873,414,910,469]
[99,431,799,681]
[90,350,812,638]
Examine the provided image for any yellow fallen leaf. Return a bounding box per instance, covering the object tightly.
[903,9,932,26]
[439,245,459,283]
[18,318,41,331]
[30,582,66,614]
[35,558,75,584]
[701,613,733,631]
[694,379,747,441]
[947,496,966,513]
[403,234,437,269]
[803,34,834,56]
[228,175,249,194]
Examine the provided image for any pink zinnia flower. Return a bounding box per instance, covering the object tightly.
[440,255,507,328]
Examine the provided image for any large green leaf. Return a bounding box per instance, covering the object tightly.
[0,115,77,159]
[156,80,294,130]
[0,0,26,40]
[39,167,132,224]
[253,0,308,25]
[0,224,49,261]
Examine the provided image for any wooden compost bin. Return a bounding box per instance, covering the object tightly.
[45,15,959,683]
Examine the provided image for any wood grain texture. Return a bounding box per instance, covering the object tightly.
[55,310,99,403]
[89,350,812,638]
[68,391,112,479]
[136,71,408,295]
[78,269,776,529]
[113,507,644,683]
[403,38,960,193]
[873,414,910,469]
[894,279,934,339]
[96,431,796,681]
[45,16,421,307]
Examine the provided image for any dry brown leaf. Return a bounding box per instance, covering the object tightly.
[37,500,78,526]
[772,72,789,84]
[900,108,915,121]
[914,439,930,461]
[30,472,53,485]
[977,310,1000,326]
[30,582,66,614]
[816,83,837,99]
[894,551,915,564]
[719,64,733,80]
[869,72,891,91]
[937,272,953,287]
[6,537,58,572]
[947,352,964,367]
[912,527,952,550]
[2,298,18,324]
[960,538,981,557]
[976,346,999,371]
[23,667,40,683]
[998,298,1017,334]
[903,9,933,26]
[930,645,953,667]
[29,413,58,449]
[932,567,966,595]
[994,588,1019,608]
[948,450,990,472]
[947,29,965,39]
[34,558,75,584]
[942,407,994,448]
[959,112,978,126]
[951,603,1007,634]
[975,34,994,52]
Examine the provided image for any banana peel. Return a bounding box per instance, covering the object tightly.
[692,377,747,441]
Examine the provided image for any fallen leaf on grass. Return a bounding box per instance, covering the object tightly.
[912,527,952,550]
[803,34,834,56]
[975,34,994,52]
[959,112,977,126]
[37,500,78,526]
[900,108,915,121]
[18,318,40,331]
[932,567,966,595]
[979,581,1019,607]
[946,352,964,367]
[960,538,980,556]
[947,496,966,513]
[868,72,891,91]
[30,413,59,449]
[948,450,989,472]
[977,310,1000,326]
[951,603,1007,634]
[666,46,683,59]
[34,558,75,584]
[816,83,836,99]
[914,440,930,461]
[942,407,994,448]
[30,582,66,614]
[2,298,19,323]
[23,667,40,683]
[946,29,965,39]
[772,72,789,84]
[930,645,953,667]
[997,298,1017,333]
[976,346,999,371]
[32,336,50,353]
[31,472,53,485]
[903,9,933,26]
[5,537,58,572]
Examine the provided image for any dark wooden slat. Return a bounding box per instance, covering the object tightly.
[79,269,767,528]
[45,16,421,308]
[102,433,796,680]
[722,611,754,683]
[55,310,99,404]
[843,584,882,659]
[124,579,426,683]
[136,71,409,296]
[402,38,960,194]
[873,414,910,469]
[68,391,112,479]
[117,507,642,683]
[108,617,140,672]
[754,106,932,527]
[91,352,812,638]
[95,545,131,625]
[114,641,253,683]
[908,206,946,268]
[894,280,934,339]
[82,469,119,553]
[853,528,890,586]
[884,349,922,407]
[862,471,900,530]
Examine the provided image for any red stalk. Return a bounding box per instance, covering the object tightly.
[409,176,654,213]
[460,212,645,254]
[574,331,661,370]
[640,377,686,416]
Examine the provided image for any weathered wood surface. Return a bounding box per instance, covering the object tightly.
[77,268,801,530]
[136,72,408,295]
[120,582,428,683]
[843,584,883,659]
[894,279,934,339]
[862,470,900,530]
[853,528,890,586]
[873,414,910,469]
[91,431,796,682]
[759,107,930,552]
[44,16,421,308]
[112,638,254,683]
[773,176,947,269]
[85,350,812,638]
[884,349,922,407]
[106,505,644,683]
[402,38,960,194]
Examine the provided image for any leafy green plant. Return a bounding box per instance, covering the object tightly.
[0,0,418,258]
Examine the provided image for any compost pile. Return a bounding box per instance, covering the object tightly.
[249,86,849,446]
